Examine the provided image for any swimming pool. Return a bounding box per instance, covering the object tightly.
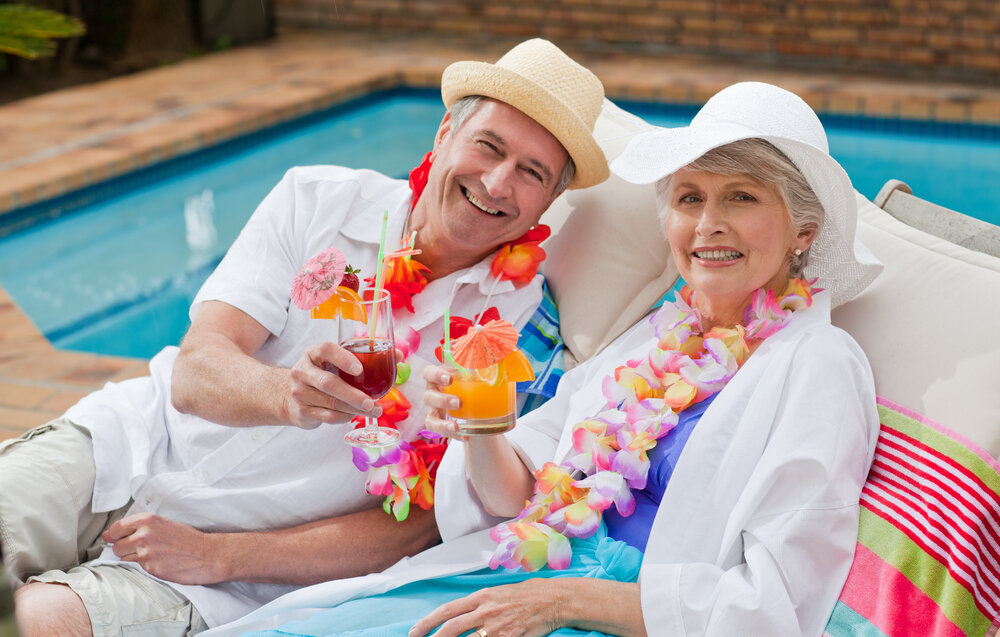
[1,88,998,358]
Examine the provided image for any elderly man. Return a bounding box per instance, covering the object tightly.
[4,39,608,635]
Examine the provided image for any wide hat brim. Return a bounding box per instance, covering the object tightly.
[442,61,609,190]
[610,119,882,307]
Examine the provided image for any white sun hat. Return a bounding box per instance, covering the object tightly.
[610,81,882,307]
[441,38,609,190]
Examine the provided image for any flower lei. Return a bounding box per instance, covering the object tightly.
[489,278,818,571]
[349,150,550,520]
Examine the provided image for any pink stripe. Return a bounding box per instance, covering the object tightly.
[876,395,1000,474]
[862,488,1000,617]
[874,428,1000,602]
[840,543,967,637]
[880,427,1000,514]
[866,468,1000,607]
[872,443,1000,577]
[867,466,982,570]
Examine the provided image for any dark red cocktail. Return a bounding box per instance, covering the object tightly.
[340,337,396,399]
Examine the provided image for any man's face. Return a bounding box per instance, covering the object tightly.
[413,99,570,266]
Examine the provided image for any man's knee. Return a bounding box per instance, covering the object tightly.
[15,581,94,637]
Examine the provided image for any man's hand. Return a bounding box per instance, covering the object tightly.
[102,513,227,585]
[287,340,382,429]
[171,300,380,428]
[103,506,441,587]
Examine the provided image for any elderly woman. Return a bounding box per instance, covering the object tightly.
[205,82,882,637]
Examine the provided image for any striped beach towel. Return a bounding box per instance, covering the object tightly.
[825,397,1000,637]
[516,280,565,414]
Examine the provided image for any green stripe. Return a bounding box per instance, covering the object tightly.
[859,509,991,635]
[878,405,1000,493]
[825,600,889,637]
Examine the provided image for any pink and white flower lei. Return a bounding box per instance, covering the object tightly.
[489,278,818,571]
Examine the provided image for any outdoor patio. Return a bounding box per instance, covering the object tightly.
[1,29,999,441]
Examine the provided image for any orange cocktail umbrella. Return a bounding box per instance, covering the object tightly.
[450,319,518,369]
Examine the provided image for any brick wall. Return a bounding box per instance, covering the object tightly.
[273,0,1000,84]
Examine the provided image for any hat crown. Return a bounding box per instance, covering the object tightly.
[693,82,829,154]
[492,39,603,132]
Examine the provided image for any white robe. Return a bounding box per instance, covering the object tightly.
[204,291,879,637]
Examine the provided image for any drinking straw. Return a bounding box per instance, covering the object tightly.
[442,308,469,374]
[369,210,390,345]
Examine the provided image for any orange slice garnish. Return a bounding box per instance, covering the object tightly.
[472,363,500,386]
[499,348,534,382]
[309,287,366,322]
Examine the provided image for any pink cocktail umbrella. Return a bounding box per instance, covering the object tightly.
[291,247,347,310]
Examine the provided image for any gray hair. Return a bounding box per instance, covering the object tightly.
[653,138,825,277]
[448,95,576,196]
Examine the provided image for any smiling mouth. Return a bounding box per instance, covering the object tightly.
[694,249,743,261]
[462,187,504,216]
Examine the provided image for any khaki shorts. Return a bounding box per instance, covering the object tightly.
[1,419,206,635]
[30,565,208,636]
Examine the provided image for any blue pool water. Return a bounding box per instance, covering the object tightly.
[1,88,998,359]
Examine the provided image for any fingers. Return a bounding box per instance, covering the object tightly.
[423,386,459,413]
[409,596,480,637]
[422,364,453,390]
[102,513,151,561]
[424,412,466,440]
[101,517,131,544]
[421,365,458,418]
[288,342,381,427]
[313,340,362,376]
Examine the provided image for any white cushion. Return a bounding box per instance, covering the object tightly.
[833,192,1000,459]
[542,100,679,368]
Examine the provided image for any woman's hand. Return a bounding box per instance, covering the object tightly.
[409,579,646,637]
[421,364,467,440]
[423,366,534,516]
[409,579,562,637]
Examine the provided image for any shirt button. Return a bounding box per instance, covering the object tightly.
[195,469,208,481]
[144,494,154,504]
[251,431,262,442]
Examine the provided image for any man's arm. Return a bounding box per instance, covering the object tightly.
[103,505,441,585]
[171,300,379,428]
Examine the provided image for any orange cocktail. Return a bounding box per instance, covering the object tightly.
[444,366,517,435]
[443,348,534,436]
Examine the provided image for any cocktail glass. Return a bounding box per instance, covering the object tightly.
[340,289,399,448]
[443,364,517,436]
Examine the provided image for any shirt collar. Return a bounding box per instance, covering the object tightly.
[340,182,412,249]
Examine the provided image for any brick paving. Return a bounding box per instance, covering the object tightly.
[1,30,998,440]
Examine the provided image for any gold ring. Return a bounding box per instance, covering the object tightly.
[475,628,488,637]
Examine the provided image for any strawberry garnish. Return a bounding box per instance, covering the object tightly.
[341,266,360,292]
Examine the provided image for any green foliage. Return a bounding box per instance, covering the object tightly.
[0,4,86,60]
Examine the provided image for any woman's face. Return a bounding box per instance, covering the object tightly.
[666,168,813,319]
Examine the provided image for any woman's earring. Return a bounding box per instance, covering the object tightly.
[794,248,803,256]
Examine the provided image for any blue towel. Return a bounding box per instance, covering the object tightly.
[515,280,565,414]
[243,525,642,637]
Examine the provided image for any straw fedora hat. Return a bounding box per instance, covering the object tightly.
[441,38,608,190]
[610,81,882,307]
